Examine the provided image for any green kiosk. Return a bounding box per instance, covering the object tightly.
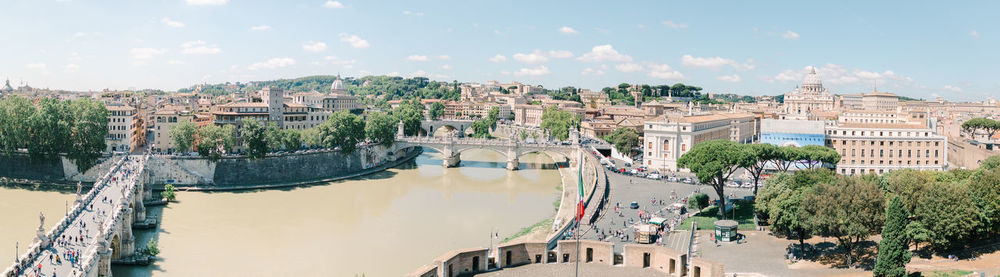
[714,220,738,242]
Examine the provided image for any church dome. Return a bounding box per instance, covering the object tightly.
[330,78,345,92]
[800,67,824,93]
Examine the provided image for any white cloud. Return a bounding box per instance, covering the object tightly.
[437,55,451,60]
[250,25,272,31]
[180,41,222,55]
[72,32,86,38]
[647,63,685,80]
[323,1,344,9]
[248,58,296,70]
[781,30,800,40]
[680,54,754,70]
[489,54,508,63]
[771,64,912,86]
[943,85,962,93]
[970,30,979,37]
[185,0,228,6]
[581,68,605,76]
[322,56,356,65]
[302,41,327,52]
[410,70,450,79]
[615,63,644,73]
[577,44,632,62]
[559,26,579,35]
[402,10,424,16]
[662,21,688,29]
[547,50,574,59]
[513,50,548,64]
[513,65,551,77]
[339,33,369,49]
[26,63,46,69]
[161,17,185,28]
[63,64,80,72]
[167,60,185,65]
[386,72,401,77]
[130,47,167,59]
[440,64,452,70]
[716,74,742,83]
[406,55,430,62]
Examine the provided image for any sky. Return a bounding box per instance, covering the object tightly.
[1,0,997,101]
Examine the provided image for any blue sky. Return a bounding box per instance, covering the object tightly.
[1,0,997,101]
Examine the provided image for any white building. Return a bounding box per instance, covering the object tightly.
[106,104,137,152]
[783,67,835,115]
[642,113,758,172]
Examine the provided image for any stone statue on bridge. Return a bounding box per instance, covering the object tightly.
[76,181,83,203]
[38,212,45,230]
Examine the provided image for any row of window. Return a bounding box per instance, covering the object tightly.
[844,159,939,166]
[829,130,932,137]
[842,148,939,158]
[835,139,941,147]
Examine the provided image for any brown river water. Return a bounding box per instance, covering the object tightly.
[0,149,561,276]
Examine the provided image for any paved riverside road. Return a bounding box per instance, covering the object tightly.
[577,165,753,253]
[13,156,146,277]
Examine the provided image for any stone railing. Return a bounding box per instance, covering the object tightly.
[546,150,599,250]
[2,155,127,277]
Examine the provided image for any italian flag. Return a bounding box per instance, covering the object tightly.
[576,151,585,222]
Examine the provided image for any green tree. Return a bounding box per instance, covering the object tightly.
[392,102,425,136]
[280,129,302,151]
[961,118,1000,139]
[300,128,323,148]
[604,127,639,156]
[801,177,884,267]
[27,98,72,159]
[364,112,397,146]
[196,124,235,162]
[677,140,754,219]
[914,181,980,250]
[539,105,580,141]
[969,166,1000,236]
[873,196,911,277]
[241,119,268,159]
[745,143,779,196]
[688,193,709,211]
[756,169,835,259]
[319,111,365,152]
[168,121,197,154]
[145,238,160,256]
[263,122,283,152]
[0,96,36,155]
[66,98,109,171]
[429,102,445,120]
[161,184,177,201]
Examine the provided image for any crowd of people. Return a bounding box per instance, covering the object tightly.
[9,155,147,277]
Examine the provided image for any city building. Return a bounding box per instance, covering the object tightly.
[106,104,137,152]
[642,113,758,172]
[862,90,900,111]
[826,120,947,175]
[783,67,835,115]
[150,107,194,154]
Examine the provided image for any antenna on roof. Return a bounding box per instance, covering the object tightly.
[873,79,877,93]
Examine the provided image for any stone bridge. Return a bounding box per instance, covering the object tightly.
[420,119,475,136]
[395,135,579,170]
[4,154,153,277]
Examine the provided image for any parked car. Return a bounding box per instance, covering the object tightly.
[647,173,660,179]
[630,201,640,209]
[630,169,639,175]
[667,176,678,182]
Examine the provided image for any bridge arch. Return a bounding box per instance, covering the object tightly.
[111,234,121,260]
[516,150,572,164]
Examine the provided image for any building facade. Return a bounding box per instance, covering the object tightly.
[826,122,947,175]
[783,67,835,115]
[642,113,758,172]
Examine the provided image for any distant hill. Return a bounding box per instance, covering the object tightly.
[177,75,460,101]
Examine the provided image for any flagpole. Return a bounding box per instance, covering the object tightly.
[575,150,583,277]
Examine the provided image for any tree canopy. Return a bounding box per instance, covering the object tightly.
[962,118,1000,140]
[539,105,580,141]
[677,140,755,219]
[604,127,639,156]
[319,111,365,153]
[0,96,110,171]
[801,176,884,267]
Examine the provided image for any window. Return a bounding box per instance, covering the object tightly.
[681,144,686,151]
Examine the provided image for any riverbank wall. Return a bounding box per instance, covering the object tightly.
[0,144,420,190]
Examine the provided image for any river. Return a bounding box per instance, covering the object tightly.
[0,149,562,276]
